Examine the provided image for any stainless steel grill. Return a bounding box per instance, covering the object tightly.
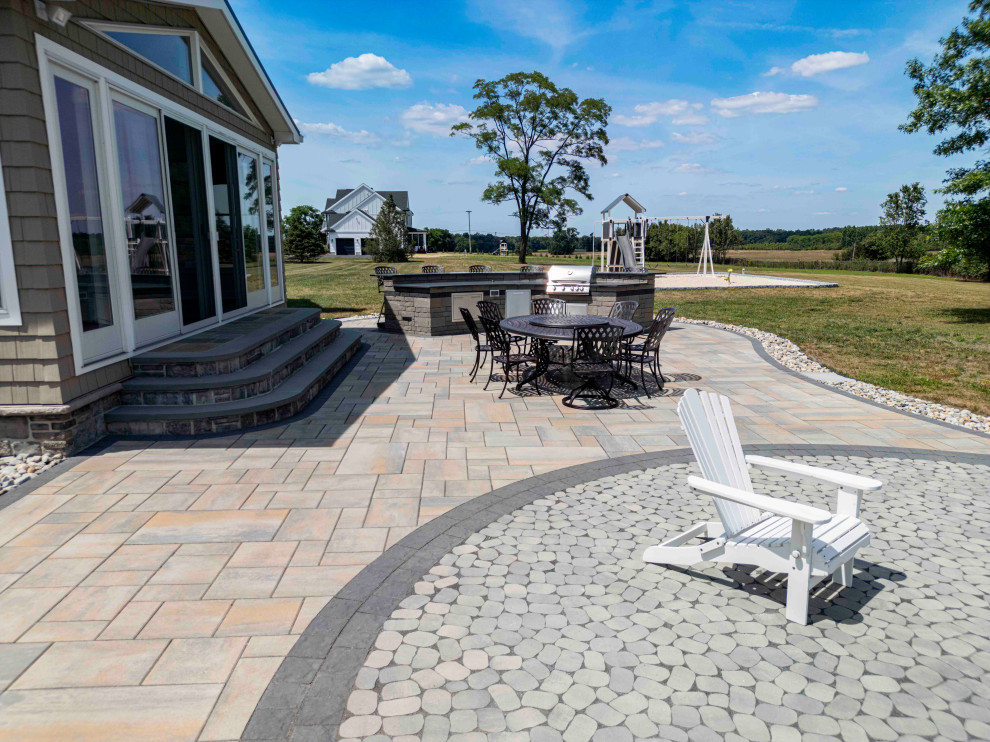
[546,265,596,295]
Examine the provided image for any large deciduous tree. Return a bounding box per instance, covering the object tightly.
[902,0,990,278]
[452,71,609,263]
[282,205,325,262]
[367,196,410,263]
[878,183,927,269]
[709,214,741,264]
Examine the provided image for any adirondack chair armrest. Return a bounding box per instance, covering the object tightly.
[687,476,833,525]
[745,456,883,492]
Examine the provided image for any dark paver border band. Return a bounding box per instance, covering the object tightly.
[244,444,990,741]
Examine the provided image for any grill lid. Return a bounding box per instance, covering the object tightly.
[546,265,596,283]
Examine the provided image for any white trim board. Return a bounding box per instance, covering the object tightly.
[0,148,22,327]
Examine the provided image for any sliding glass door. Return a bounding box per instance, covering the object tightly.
[51,69,124,363]
[41,39,286,372]
[165,118,216,328]
[110,95,180,345]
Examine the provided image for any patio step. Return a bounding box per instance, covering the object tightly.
[132,307,322,378]
[106,329,362,436]
[120,320,342,405]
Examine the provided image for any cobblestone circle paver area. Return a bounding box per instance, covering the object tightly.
[339,455,990,742]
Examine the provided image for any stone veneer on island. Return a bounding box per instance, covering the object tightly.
[379,271,657,336]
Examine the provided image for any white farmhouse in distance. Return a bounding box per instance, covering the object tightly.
[321,184,427,255]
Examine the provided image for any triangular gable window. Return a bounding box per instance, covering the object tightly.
[200,52,246,117]
[104,30,193,85]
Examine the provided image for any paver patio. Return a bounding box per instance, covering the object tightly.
[0,319,987,741]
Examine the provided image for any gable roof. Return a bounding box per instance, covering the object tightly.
[154,0,301,144]
[326,187,410,213]
[601,193,646,216]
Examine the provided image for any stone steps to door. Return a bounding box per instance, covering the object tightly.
[106,328,362,436]
[132,307,322,378]
[120,320,341,405]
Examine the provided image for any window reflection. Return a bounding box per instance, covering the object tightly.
[262,161,278,289]
[238,153,263,294]
[54,76,113,332]
[105,31,192,85]
[113,101,175,320]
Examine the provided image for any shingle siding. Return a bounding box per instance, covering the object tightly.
[0,0,281,407]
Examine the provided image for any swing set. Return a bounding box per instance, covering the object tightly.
[598,193,725,275]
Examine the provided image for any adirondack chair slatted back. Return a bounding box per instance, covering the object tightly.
[677,389,764,536]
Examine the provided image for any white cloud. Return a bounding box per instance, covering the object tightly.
[610,172,621,178]
[671,131,718,145]
[835,186,848,191]
[678,191,688,196]
[794,189,816,194]
[467,155,491,166]
[614,99,690,127]
[674,163,711,174]
[758,208,769,212]
[763,66,786,77]
[469,0,586,53]
[815,211,831,215]
[393,156,408,163]
[307,54,412,90]
[401,103,469,136]
[294,120,380,145]
[672,112,710,126]
[711,92,818,117]
[792,51,869,77]
[608,136,666,152]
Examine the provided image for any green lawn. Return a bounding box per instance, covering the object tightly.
[285,254,990,415]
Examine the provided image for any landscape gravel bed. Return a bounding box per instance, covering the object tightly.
[338,455,990,742]
[0,448,63,498]
[677,318,990,434]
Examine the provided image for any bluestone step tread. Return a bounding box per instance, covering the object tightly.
[123,320,341,391]
[107,330,362,421]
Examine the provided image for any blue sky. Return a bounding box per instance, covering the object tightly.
[231,0,969,234]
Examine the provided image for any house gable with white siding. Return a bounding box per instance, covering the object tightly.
[322,184,426,255]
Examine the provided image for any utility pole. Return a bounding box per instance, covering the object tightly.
[466,211,472,253]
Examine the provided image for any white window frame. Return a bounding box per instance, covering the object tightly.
[79,21,259,129]
[0,149,22,327]
[37,35,283,375]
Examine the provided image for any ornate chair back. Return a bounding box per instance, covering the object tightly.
[421,265,444,274]
[572,324,623,367]
[374,266,396,291]
[476,300,502,323]
[642,306,677,352]
[520,265,544,273]
[468,264,492,273]
[608,300,639,321]
[459,307,481,345]
[532,297,566,315]
[479,316,511,356]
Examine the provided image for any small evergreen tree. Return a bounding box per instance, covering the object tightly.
[282,205,325,262]
[367,196,410,263]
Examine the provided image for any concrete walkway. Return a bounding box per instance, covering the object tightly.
[0,321,985,740]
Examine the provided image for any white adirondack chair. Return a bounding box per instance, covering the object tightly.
[643,388,882,624]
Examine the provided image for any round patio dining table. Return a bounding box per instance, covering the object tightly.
[499,314,642,390]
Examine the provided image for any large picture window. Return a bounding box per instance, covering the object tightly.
[38,37,283,374]
[0,150,22,327]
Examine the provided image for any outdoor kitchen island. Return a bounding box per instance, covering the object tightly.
[378,267,656,336]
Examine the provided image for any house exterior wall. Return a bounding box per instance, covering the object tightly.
[0,0,280,413]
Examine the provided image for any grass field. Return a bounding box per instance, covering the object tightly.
[285,254,990,414]
[726,249,838,261]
